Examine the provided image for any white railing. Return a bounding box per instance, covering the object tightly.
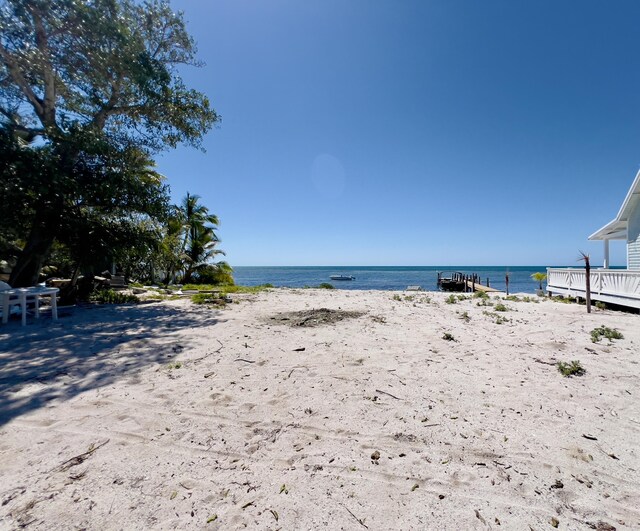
[547,268,640,309]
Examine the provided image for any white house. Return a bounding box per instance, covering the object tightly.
[546,170,640,309]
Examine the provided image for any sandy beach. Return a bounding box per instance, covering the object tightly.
[0,289,639,530]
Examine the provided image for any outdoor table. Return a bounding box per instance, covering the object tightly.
[1,286,59,326]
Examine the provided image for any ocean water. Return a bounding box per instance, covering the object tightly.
[232,266,561,293]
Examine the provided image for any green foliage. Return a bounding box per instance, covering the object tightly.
[494,303,509,312]
[551,295,574,304]
[0,0,218,286]
[91,289,139,304]
[191,292,225,305]
[531,272,547,290]
[318,283,335,289]
[595,301,606,310]
[590,325,623,343]
[392,294,402,301]
[442,332,455,341]
[504,295,520,302]
[221,284,273,294]
[445,294,457,304]
[459,311,470,322]
[192,263,235,285]
[557,360,585,377]
[473,291,489,300]
[482,310,510,324]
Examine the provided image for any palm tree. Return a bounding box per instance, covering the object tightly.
[531,272,547,291]
[182,222,226,283]
[168,193,225,284]
[578,251,591,313]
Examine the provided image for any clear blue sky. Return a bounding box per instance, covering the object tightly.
[157,0,640,266]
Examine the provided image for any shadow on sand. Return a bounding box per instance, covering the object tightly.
[0,302,223,427]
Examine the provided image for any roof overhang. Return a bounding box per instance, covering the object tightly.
[589,220,626,240]
[588,169,640,241]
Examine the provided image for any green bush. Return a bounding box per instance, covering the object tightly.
[318,283,335,289]
[595,301,606,310]
[557,360,585,377]
[473,291,489,300]
[445,294,457,304]
[590,325,623,343]
[494,303,509,312]
[442,332,455,341]
[91,289,139,304]
[191,293,225,305]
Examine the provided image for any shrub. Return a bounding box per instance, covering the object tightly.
[191,293,225,305]
[91,289,139,304]
[459,311,470,322]
[442,332,455,341]
[590,325,623,343]
[557,360,585,377]
[318,283,335,289]
[595,301,606,310]
[551,295,574,304]
[494,303,509,312]
[445,294,457,304]
[474,291,489,300]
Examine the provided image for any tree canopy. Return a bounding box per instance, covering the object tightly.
[0,0,220,287]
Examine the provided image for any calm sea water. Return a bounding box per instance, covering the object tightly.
[232,266,561,293]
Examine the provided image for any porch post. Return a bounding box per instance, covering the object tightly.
[603,240,610,269]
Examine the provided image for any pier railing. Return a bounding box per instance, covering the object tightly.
[546,268,640,309]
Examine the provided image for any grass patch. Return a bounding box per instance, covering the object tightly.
[459,310,470,322]
[590,325,623,343]
[557,360,585,377]
[494,303,509,312]
[445,294,457,304]
[473,291,489,300]
[318,283,335,289]
[595,301,606,310]
[442,332,456,341]
[91,289,139,304]
[551,295,574,304]
[191,293,226,305]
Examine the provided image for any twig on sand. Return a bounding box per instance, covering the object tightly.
[387,370,406,386]
[192,340,224,363]
[342,504,368,529]
[54,439,110,472]
[234,358,255,364]
[534,358,557,366]
[375,389,402,400]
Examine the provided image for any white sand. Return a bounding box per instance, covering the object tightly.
[0,289,639,530]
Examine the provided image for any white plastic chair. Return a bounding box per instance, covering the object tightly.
[0,281,26,325]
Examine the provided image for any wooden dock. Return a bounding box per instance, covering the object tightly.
[464,279,500,293]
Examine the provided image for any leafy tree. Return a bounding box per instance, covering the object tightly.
[0,0,218,286]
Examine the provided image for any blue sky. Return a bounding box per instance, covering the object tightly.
[157,0,640,266]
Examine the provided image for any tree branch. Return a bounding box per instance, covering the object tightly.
[29,5,57,127]
[0,43,45,119]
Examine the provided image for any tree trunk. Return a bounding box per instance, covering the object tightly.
[9,208,60,287]
[584,257,591,314]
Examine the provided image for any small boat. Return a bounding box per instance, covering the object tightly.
[330,275,355,281]
[437,271,466,292]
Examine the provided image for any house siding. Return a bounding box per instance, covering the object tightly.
[628,202,640,270]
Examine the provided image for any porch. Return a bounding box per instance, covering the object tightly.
[546,267,640,309]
